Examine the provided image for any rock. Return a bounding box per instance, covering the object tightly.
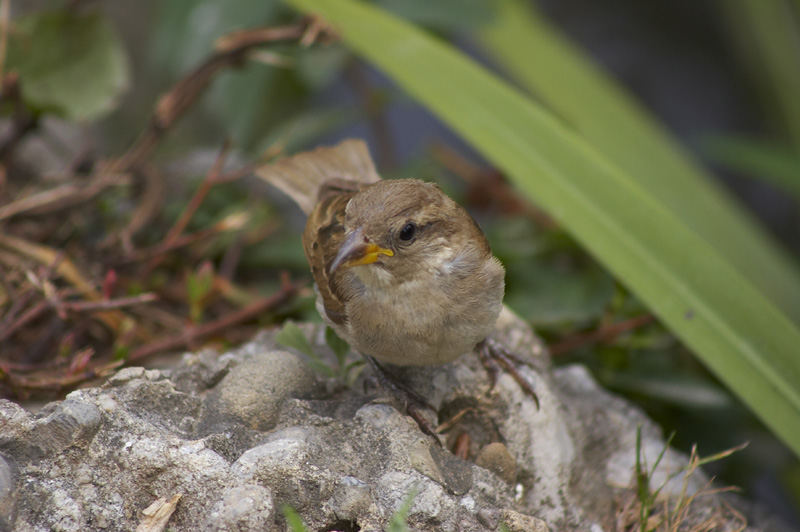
[476,442,517,484]
[204,484,274,531]
[200,349,316,432]
[501,509,550,532]
[0,312,786,531]
[0,454,15,531]
[0,398,101,461]
[324,475,371,519]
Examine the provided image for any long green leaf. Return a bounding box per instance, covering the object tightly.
[286,0,800,457]
[704,135,800,202]
[478,0,800,323]
[720,0,800,152]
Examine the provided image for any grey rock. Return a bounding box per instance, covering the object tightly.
[199,349,316,434]
[0,310,785,531]
[0,454,15,532]
[205,484,274,531]
[429,444,474,495]
[477,507,501,529]
[324,476,371,519]
[171,348,232,394]
[0,398,100,462]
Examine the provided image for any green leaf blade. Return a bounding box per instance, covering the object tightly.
[477,0,800,323]
[286,0,800,457]
[282,505,308,532]
[720,0,800,151]
[325,326,350,365]
[703,135,800,201]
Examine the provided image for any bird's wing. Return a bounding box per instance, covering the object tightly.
[302,181,363,325]
[256,139,381,215]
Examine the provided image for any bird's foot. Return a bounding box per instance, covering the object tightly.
[476,337,540,409]
[365,356,442,446]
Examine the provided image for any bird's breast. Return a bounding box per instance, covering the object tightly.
[339,258,503,366]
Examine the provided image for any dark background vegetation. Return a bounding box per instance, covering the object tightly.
[2,0,799,525]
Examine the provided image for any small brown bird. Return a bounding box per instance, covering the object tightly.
[258,140,536,413]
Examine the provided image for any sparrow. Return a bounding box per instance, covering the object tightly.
[258,140,537,413]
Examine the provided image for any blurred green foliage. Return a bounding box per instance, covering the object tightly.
[704,135,800,203]
[387,486,417,532]
[6,9,129,120]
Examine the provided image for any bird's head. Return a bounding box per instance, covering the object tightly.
[328,179,491,287]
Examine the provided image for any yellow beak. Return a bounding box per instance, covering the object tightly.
[328,227,394,274]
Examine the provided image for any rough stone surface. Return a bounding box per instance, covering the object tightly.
[0,309,789,531]
[475,442,516,485]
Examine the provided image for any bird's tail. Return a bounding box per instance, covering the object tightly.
[255,139,381,215]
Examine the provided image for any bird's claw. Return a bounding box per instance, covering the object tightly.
[365,356,442,446]
[477,337,540,409]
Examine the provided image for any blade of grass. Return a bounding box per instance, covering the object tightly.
[286,0,800,458]
[703,135,800,201]
[720,0,800,151]
[282,505,308,532]
[478,0,800,322]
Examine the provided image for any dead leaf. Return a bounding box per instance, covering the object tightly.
[135,494,182,532]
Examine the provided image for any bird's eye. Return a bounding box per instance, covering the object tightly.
[398,222,417,242]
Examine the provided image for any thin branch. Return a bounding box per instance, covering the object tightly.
[0,172,131,221]
[0,299,48,343]
[0,234,99,300]
[3,358,124,391]
[0,234,127,331]
[63,293,158,313]
[0,287,141,343]
[118,213,254,265]
[128,276,300,362]
[117,163,165,253]
[110,22,315,174]
[214,25,309,51]
[549,314,655,356]
[162,141,230,247]
[0,251,64,337]
[0,0,9,79]
[430,142,557,227]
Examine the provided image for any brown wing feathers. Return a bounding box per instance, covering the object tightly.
[256,139,381,326]
[302,191,355,325]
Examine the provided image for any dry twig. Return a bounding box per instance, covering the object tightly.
[111,22,319,174]
[128,274,300,362]
[0,172,131,221]
[0,20,329,400]
[431,142,557,228]
[0,0,10,79]
[549,314,655,356]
